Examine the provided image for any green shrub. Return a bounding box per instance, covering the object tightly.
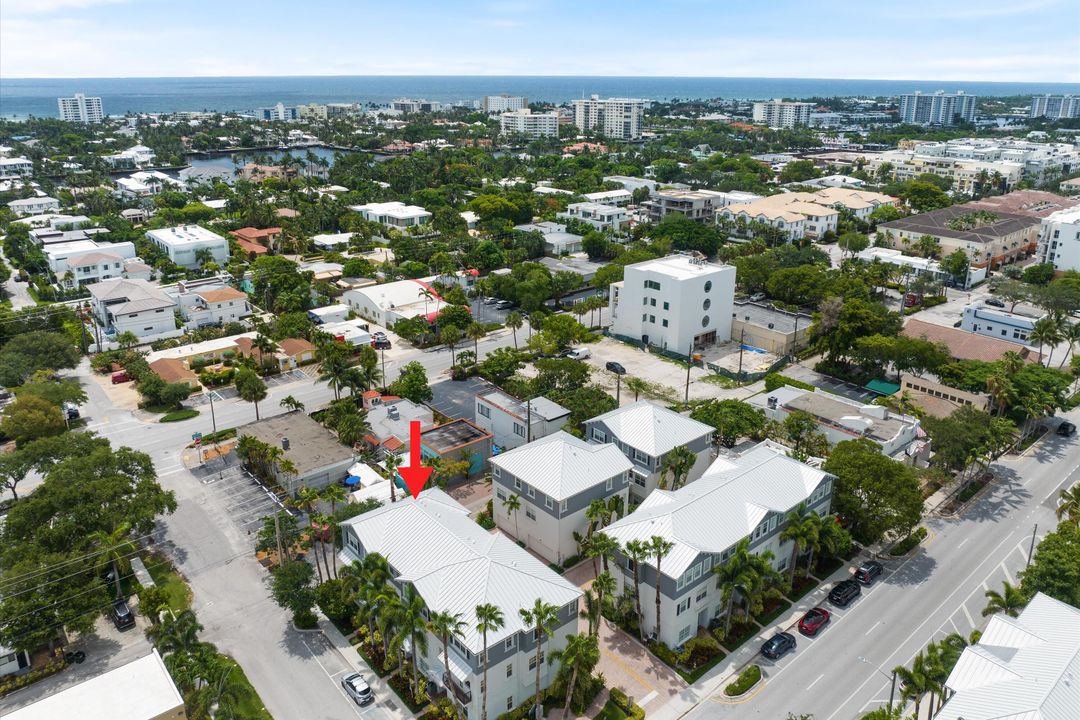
[724,664,761,696]
[650,641,679,667]
[315,578,356,629]
[889,526,928,556]
[677,634,722,669]
[609,687,630,711]
[293,608,319,629]
[161,408,199,422]
[764,373,815,392]
[0,659,67,697]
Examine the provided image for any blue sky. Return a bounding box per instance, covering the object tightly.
[2,0,1078,80]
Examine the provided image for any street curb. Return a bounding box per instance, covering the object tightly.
[714,668,764,704]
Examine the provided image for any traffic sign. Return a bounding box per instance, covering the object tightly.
[192,432,203,440]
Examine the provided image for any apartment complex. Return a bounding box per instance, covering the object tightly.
[499,109,560,138]
[491,431,633,564]
[605,442,834,648]
[297,103,328,120]
[876,204,1041,268]
[146,225,230,269]
[571,95,647,141]
[1038,206,1080,271]
[584,400,715,502]
[897,91,976,126]
[483,95,528,113]
[57,93,104,122]
[1029,94,1080,119]
[643,189,728,224]
[339,490,582,720]
[391,98,442,113]
[609,254,736,354]
[752,99,813,128]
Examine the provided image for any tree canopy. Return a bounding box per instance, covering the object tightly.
[823,438,923,545]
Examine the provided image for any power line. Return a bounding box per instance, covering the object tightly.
[0,531,157,592]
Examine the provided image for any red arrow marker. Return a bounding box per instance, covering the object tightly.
[397,420,432,500]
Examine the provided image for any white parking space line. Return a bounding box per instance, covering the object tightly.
[1000,562,1013,583]
[807,674,825,690]
[639,691,659,707]
[301,636,365,717]
[961,604,976,629]
[956,538,969,549]
[864,621,881,636]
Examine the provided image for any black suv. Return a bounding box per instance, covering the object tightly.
[828,578,862,607]
[605,361,626,375]
[854,560,884,586]
[111,599,136,630]
[760,632,796,660]
[1057,421,1076,437]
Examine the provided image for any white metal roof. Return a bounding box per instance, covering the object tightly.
[4,649,183,720]
[937,593,1080,720]
[490,431,633,501]
[341,489,581,652]
[604,442,831,577]
[588,400,713,457]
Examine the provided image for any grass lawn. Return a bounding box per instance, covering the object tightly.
[161,408,200,422]
[594,699,629,720]
[144,553,193,612]
[219,655,273,720]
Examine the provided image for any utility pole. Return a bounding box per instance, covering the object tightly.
[526,395,532,443]
[737,329,746,377]
[381,346,387,394]
[685,342,692,404]
[888,670,897,713]
[1026,523,1038,568]
[274,511,285,566]
[615,373,621,404]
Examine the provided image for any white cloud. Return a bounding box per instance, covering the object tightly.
[1,0,130,16]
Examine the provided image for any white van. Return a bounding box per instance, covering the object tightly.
[564,347,591,360]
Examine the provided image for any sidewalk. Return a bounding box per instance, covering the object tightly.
[319,613,417,720]
[648,556,862,720]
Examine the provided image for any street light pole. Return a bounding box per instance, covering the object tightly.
[685,342,692,405]
[857,656,897,713]
[1026,523,1038,568]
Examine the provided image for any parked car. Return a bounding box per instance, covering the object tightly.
[495,300,515,310]
[341,673,374,706]
[1057,421,1076,437]
[605,361,626,375]
[985,297,1006,308]
[372,330,387,341]
[483,296,498,305]
[749,292,767,302]
[797,607,831,636]
[854,560,884,586]
[110,599,136,630]
[111,372,132,384]
[760,632,796,660]
[0,390,11,401]
[372,339,392,350]
[564,347,591,360]
[828,578,862,607]
[903,292,922,308]
[63,402,80,420]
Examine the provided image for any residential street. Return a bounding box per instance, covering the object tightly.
[654,413,1078,720]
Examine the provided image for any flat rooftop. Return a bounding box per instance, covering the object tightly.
[238,412,354,475]
[784,391,910,444]
[478,390,570,422]
[626,254,731,280]
[732,301,812,334]
[421,419,491,454]
[147,224,226,247]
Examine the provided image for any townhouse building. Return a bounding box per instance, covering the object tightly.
[609,254,736,354]
[605,442,834,648]
[7,196,60,217]
[169,281,252,329]
[876,205,1041,269]
[474,390,570,451]
[491,431,633,564]
[339,490,582,720]
[0,156,34,176]
[584,400,715,502]
[582,189,633,207]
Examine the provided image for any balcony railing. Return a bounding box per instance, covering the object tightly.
[442,672,472,705]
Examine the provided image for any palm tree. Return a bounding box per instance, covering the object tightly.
[519,599,560,720]
[922,641,947,718]
[235,366,267,420]
[1058,321,1080,369]
[506,312,523,350]
[476,603,505,720]
[253,333,278,372]
[982,580,1027,618]
[647,535,674,643]
[780,503,821,585]
[116,331,139,350]
[893,652,932,720]
[311,511,334,583]
[1030,315,1065,367]
[589,532,619,575]
[317,349,350,401]
[591,571,616,636]
[715,538,756,634]
[384,452,402,503]
[547,633,600,719]
[149,609,204,657]
[418,286,437,318]
[625,376,649,402]
[503,493,522,539]
[578,587,601,637]
[280,395,305,412]
[659,446,696,490]
[1056,483,1080,524]
[391,585,429,701]
[624,539,649,639]
[429,610,467,703]
[91,522,138,599]
[466,322,487,361]
[985,372,1014,416]
[584,499,609,538]
[322,483,347,517]
[606,495,625,523]
[441,325,462,366]
[289,485,326,581]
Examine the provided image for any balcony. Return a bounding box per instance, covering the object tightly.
[441,672,472,705]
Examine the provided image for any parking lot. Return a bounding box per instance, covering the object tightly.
[190,452,287,533]
[470,297,513,325]
[187,369,310,406]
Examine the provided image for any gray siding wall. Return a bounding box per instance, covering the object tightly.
[492,468,627,519]
[584,419,713,472]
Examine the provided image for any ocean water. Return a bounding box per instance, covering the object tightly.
[2,76,1080,119]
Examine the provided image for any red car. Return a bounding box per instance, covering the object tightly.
[797,607,831,636]
[111,371,132,384]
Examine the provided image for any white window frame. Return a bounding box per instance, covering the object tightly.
[545,496,553,510]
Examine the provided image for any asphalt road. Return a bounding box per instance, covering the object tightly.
[65,324,523,720]
[670,415,1078,720]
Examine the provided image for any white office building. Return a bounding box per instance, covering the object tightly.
[146,225,229,269]
[571,96,648,141]
[609,254,736,353]
[960,302,1046,345]
[1029,94,1080,119]
[605,442,834,649]
[57,93,104,123]
[897,91,977,126]
[349,201,432,229]
[491,431,633,564]
[339,490,582,720]
[483,95,528,113]
[474,390,570,451]
[752,100,813,128]
[1037,206,1080,272]
[499,109,560,138]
